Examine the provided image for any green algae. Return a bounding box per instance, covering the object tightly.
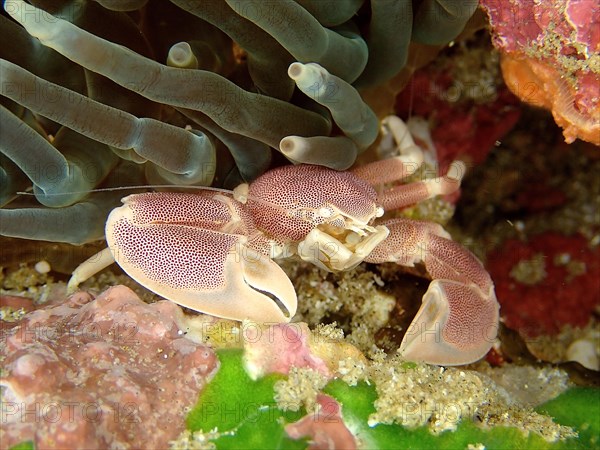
[184,349,307,449]
[536,387,600,449]
[181,350,597,449]
[324,379,591,450]
[8,442,34,450]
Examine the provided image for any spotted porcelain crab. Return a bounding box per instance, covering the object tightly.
[70,117,499,366]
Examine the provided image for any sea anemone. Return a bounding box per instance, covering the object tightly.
[1,0,478,244]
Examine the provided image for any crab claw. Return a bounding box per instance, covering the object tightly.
[399,279,499,365]
[367,219,499,365]
[105,193,297,323]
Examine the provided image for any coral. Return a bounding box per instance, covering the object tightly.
[454,122,600,261]
[487,232,600,337]
[446,105,599,371]
[0,285,218,449]
[284,393,358,450]
[243,322,365,381]
[481,0,600,145]
[3,289,594,449]
[0,0,478,245]
[243,322,332,380]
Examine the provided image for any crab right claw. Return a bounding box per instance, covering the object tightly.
[400,278,499,366]
[367,219,499,365]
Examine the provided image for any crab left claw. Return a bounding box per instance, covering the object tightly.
[367,219,499,365]
[72,192,297,323]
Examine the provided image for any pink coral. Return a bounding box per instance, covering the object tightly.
[0,285,218,449]
[481,0,600,145]
[243,323,332,380]
[242,322,368,380]
[285,394,357,450]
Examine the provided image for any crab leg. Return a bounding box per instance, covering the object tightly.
[366,218,499,365]
[377,160,466,211]
[352,116,425,184]
[68,247,115,293]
